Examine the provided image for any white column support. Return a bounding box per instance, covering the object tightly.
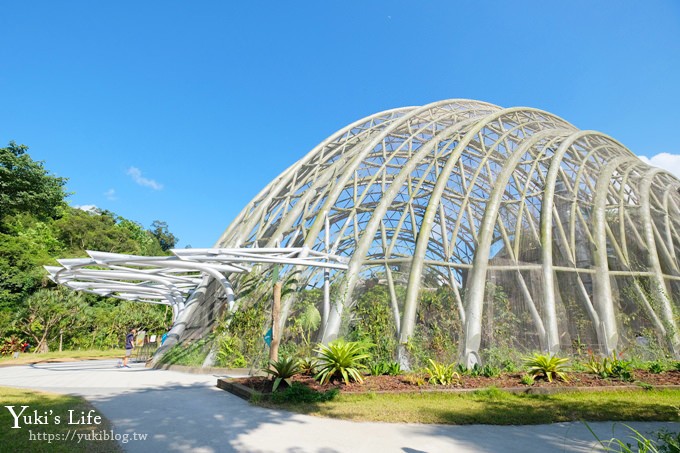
[639,168,680,356]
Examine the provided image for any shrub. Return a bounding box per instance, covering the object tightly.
[425,359,461,386]
[369,360,402,376]
[263,357,301,392]
[403,372,426,387]
[584,351,634,381]
[369,362,388,376]
[298,357,318,376]
[500,359,519,373]
[215,335,247,368]
[387,361,402,376]
[524,353,569,382]
[520,374,535,386]
[648,361,664,374]
[1,336,22,356]
[347,285,397,363]
[270,382,339,404]
[314,340,372,385]
[158,338,211,367]
[480,364,501,378]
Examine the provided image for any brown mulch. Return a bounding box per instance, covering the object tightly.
[235,370,680,394]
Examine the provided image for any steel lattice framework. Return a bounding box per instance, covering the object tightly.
[46,248,348,352]
[215,99,680,365]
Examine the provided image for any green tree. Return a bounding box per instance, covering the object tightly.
[0,141,67,225]
[54,209,145,254]
[16,288,87,353]
[0,143,176,352]
[0,231,53,309]
[150,220,178,251]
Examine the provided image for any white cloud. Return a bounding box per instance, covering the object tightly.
[638,153,680,180]
[126,167,163,190]
[104,188,117,201]
[74,204,100,214]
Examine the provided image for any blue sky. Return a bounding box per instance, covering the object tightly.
[1,1,679,247]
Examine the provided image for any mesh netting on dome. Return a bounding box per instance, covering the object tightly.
[209,99,680,367]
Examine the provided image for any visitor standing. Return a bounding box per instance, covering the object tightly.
[122,328,136,368]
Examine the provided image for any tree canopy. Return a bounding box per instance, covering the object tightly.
[0,141,67,225]
[0,141,177,352]
[151,220,179,251]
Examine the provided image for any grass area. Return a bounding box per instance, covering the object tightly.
[0,349,125,366]
[0,387,122,452]
[257,388,680,425]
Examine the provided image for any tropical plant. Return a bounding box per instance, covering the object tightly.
[215,335,247,368]
[1,335,22,355]
[368,360,402,376]
[461,363,501,378]
[403,372,426,387]
[289,301,321,355]
[157,338,211,367]
[500,359,519,373]
[584,350,634,381]
[520,374,535,386]
[425,359,462,386]
[648,361,664,374]
[314,339,372,385]
[369,362,388,376]
[16,288,87,353]
[347,285,397,364]
[387,361,402,376]
[524,353,569,382]
[263,356,301,392]
[298,357,318,376]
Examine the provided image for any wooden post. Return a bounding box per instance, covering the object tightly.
[269,282,282,364]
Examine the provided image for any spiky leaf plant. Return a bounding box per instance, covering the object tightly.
[263,356,301,392]
[314,340,372,385]
[425,359,462,386]
[524,353,569,382]
[298,357,318,375]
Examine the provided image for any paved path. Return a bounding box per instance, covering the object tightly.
[0,360,675,452]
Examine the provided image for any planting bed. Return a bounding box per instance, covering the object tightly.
[229,370,680,395]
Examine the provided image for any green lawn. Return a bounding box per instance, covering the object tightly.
[0,349,125,366]
[258,388,680,425]
[0,387,122,452]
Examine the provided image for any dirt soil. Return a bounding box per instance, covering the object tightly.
[236,370,680,394]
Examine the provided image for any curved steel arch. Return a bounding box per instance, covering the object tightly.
[209,99,680,363]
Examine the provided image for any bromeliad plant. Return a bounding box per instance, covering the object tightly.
[524,353,570,382]
[262,356,301,392]
[298,357,318,376]
[425,359,462,386]
[369,360,403,376]
[584,350,634,381]
[314,340,372,385]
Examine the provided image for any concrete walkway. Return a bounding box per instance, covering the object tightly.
[0,360,675,452]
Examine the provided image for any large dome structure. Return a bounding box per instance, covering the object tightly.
[212,99,680,366]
